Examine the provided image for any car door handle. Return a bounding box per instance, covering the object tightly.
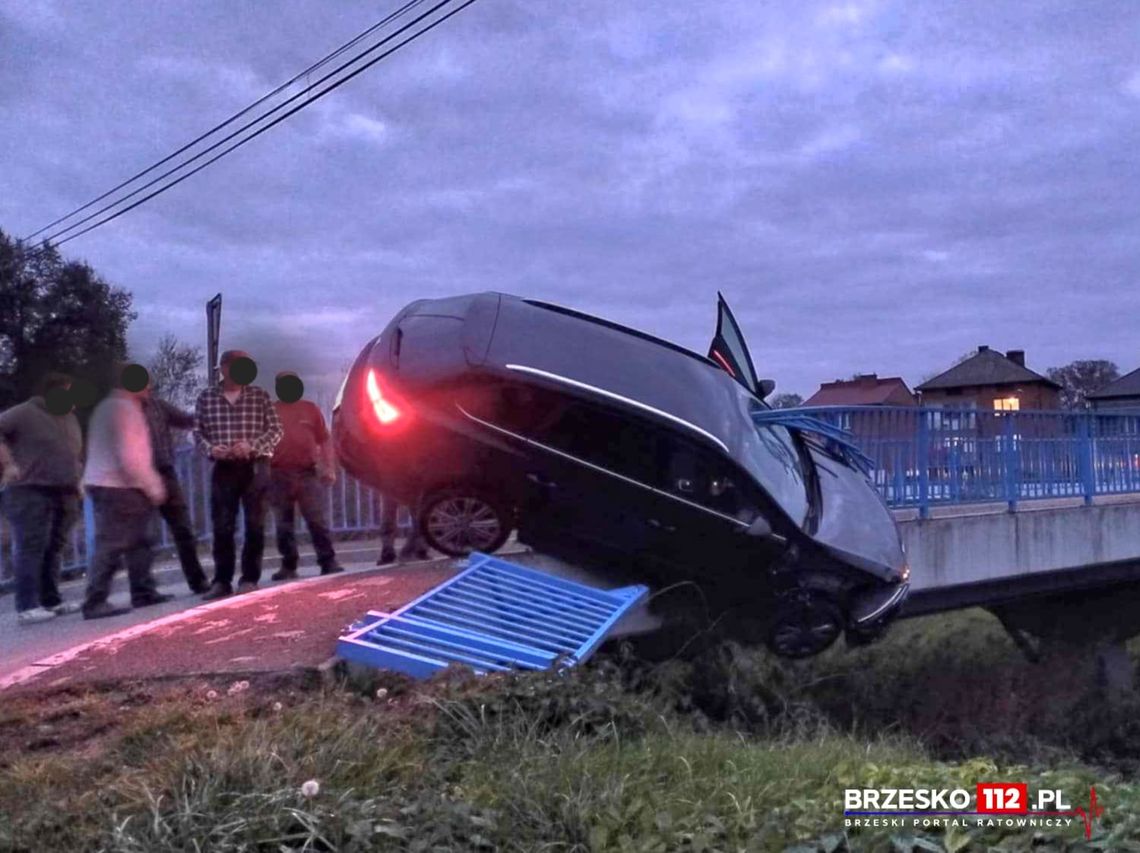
[526,472,558,489]
[647,518,677,533]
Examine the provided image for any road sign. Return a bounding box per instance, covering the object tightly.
[206,293,222,386]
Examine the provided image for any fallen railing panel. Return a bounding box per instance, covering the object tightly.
[337,552,648,678]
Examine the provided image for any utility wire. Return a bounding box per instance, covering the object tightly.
[35,0,479,253]
[31,0,452,247]
[23,0,440,244]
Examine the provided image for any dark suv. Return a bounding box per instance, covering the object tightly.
[333,292,908,657]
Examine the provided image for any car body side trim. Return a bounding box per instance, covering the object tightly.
[503,363,731,454]
[456,405,749,529]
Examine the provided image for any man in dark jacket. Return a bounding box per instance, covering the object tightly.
[140,385,209,593]
[0,373,84,625]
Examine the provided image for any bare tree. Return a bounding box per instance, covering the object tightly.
[148,333,204,411]
[771,392,804,409]
[920,350,977,384]
[1046,360,1120,410]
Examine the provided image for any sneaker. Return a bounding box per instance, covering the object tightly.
[50,601,83,616]
[319,564,345,576]
[131,592,175,608]
[377,547,397,566]
[82,601,131,620]
[236,580,259,594]
[270,568,298,582]
[17,607,58,626]
[188,579,211,595]
[201,582,232,601]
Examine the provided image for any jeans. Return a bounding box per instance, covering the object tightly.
[379,494,422,553]
[0,485,77,612]
[157,465,207,590]
[269,467,336,572]
[210,459,270,586]
[83,486,159,609]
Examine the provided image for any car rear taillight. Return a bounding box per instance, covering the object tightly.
[366,369,401,424]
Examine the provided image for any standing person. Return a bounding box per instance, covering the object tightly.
[377,497,429,565]
[268,371,343,580]
[140,385,209,593]
[81,364,171,620]
[194,350,283,600]
[0,373,84,624]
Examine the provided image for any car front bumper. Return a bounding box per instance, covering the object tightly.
[849,580,910,633]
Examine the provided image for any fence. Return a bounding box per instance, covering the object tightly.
[5,406,1140,582]
[0,444,405,588]
[801,405,1140,517]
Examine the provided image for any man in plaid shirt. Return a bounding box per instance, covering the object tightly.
[194,350,283,599]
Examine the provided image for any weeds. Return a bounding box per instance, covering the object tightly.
[2,610,1140,851]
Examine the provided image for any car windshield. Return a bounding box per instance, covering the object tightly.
[735,391,810,526]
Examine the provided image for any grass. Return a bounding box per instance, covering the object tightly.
[2,610,1140,851]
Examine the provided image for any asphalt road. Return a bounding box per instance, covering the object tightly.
[0,540,662,692]
[0,539,396,683]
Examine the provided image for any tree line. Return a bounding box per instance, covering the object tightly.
[0,230,203,414]
[0,227,1125,416]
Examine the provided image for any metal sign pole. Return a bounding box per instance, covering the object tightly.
[206,293,222,386]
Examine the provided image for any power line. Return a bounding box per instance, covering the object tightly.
[24,0,466,248]
[29,0,451,247]
[26,0,431,242]
[38,0,480,252]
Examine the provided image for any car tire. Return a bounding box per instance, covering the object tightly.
[766,589,843,659]
[419,487,512,557]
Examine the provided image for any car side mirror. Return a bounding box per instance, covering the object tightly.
[747,516,774,538]
[757,378,775,399]
[746,515,788,545]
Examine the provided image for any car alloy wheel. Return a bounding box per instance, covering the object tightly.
[766,590,843,659]
[420,490,510,557]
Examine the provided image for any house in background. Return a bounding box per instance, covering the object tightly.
[916,345,1061,411]
[804,373,917,407]
[804,377,918,480]
[1087,367,1140,412]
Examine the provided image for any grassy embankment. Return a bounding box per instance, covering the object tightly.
[3,608,1140,851]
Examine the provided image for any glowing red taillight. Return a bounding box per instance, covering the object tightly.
[366,369,401,424]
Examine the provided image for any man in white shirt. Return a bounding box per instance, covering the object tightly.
[81,364,170,619]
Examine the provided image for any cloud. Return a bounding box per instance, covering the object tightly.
[1123,69,1140,98]
[329,111,390,146]
[3,0,1140,400]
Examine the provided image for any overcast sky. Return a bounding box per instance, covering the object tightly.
[2,0,1138,400]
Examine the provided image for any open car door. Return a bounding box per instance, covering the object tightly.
[708,292,772,399]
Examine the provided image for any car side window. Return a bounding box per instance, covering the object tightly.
[659,438,760,522]
[538,402,662,485]
[492,383,570,436]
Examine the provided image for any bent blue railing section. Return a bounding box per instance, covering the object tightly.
[337,552,648,678]
[790,405,1140,517]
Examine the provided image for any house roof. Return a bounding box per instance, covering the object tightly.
[805,375,915,406]
[1087,366,1140,400]
[916,347,1060,392]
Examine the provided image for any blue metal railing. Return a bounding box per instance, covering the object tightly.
[337,551,648,678]
[5,406,1140,583]
[788,405,1140,517]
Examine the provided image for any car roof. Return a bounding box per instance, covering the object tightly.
[480,293,754,453]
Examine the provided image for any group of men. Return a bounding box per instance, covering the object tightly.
[0,349,424,625]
